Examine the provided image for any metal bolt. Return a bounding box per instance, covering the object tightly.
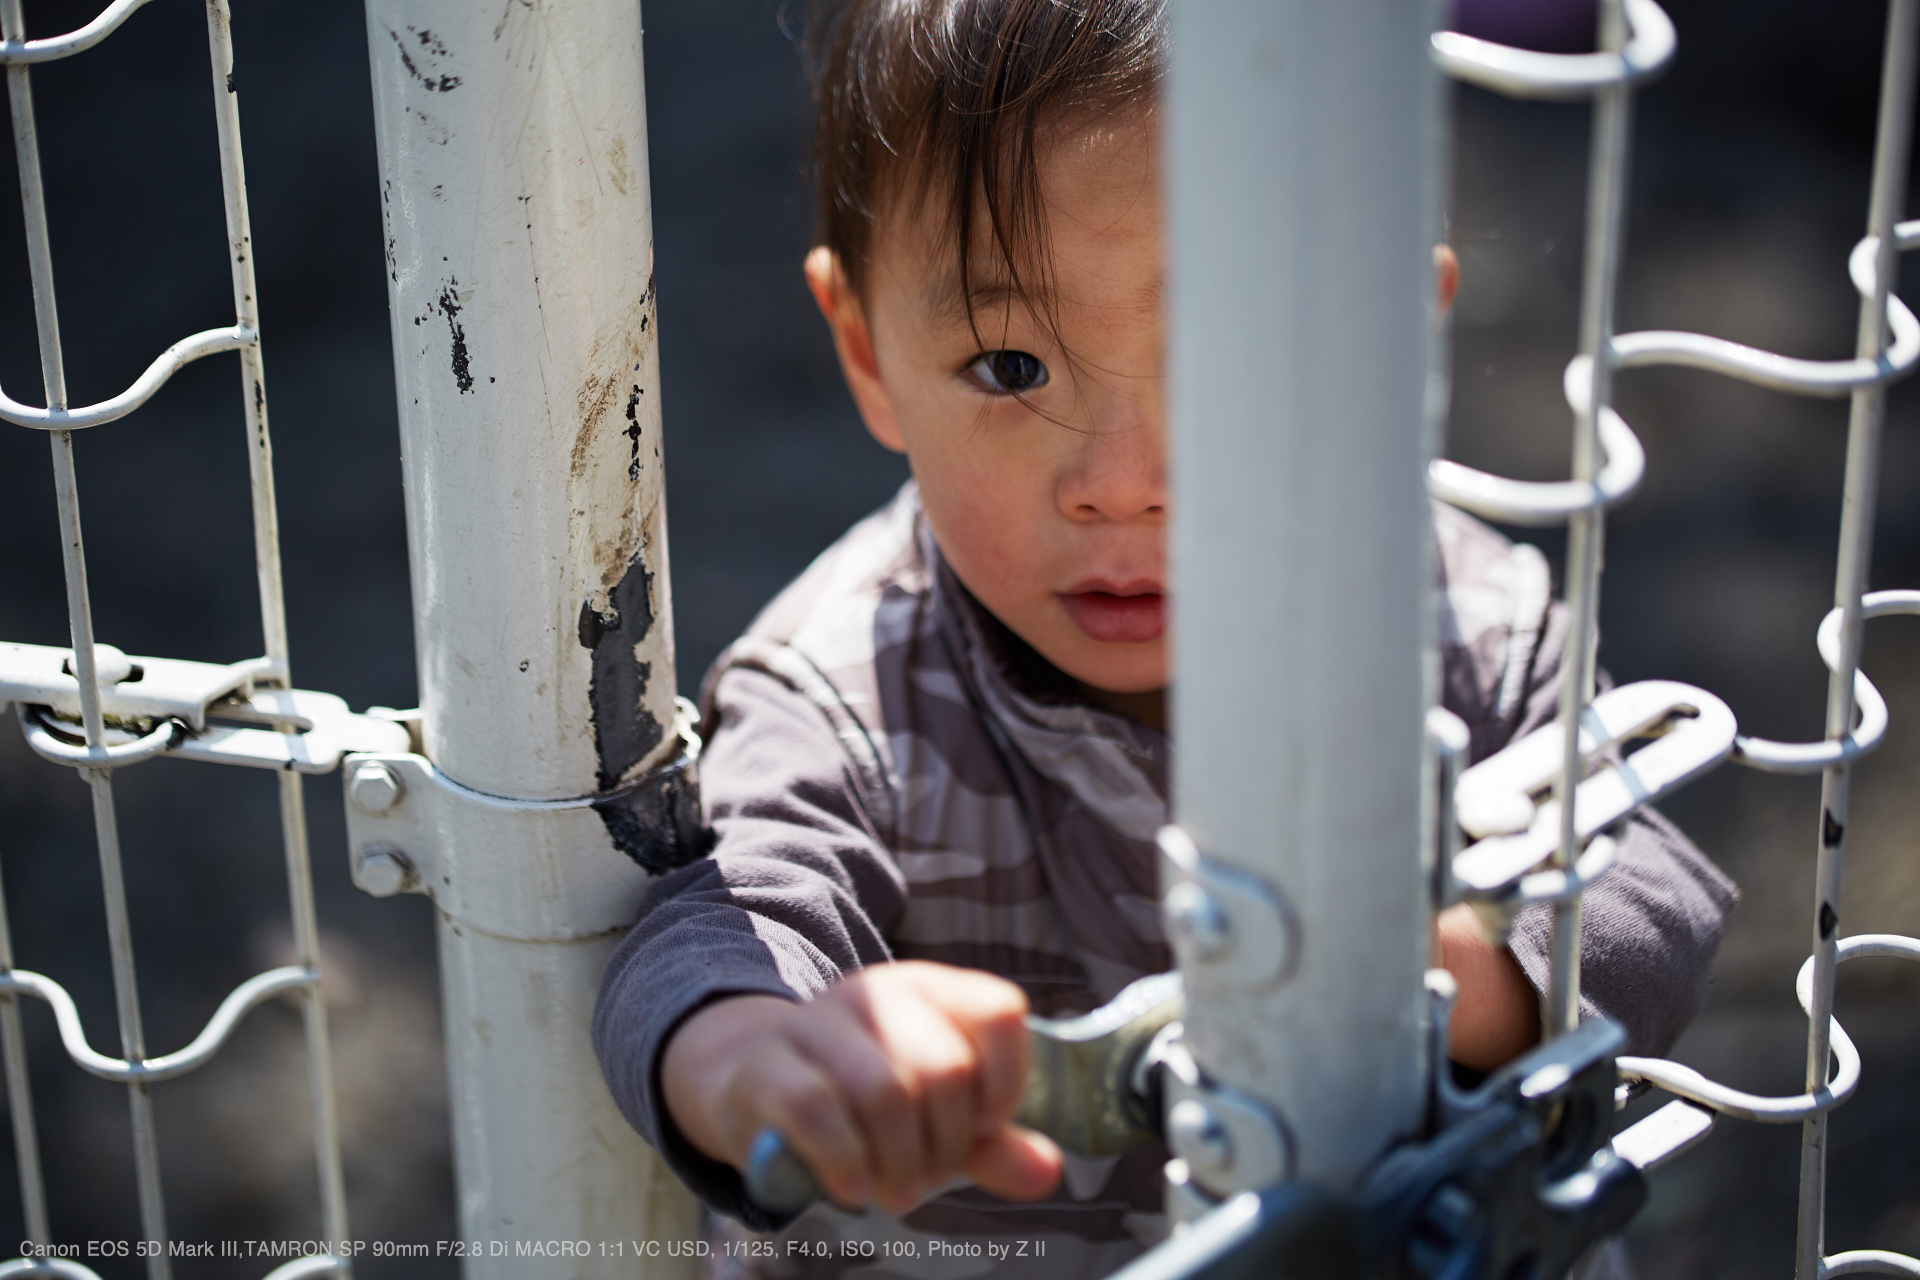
[356,847,415,898]
[349,762,404,815]
[1164,879,1232,963]
[62,643,133,686]
[1167,1098,1234,1179]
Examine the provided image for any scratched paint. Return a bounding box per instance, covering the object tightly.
[577,552,664,793]
[389,25,462,92]
[594,760,711,874]
[435,279,474,393]
[623,384,645,479]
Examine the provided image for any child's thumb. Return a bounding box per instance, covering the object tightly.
[962,1125,1063,1202]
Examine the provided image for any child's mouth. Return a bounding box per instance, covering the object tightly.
[1059,589,1165,644]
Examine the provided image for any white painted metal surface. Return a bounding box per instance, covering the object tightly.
[1611,1100,1714,1173]
[1165,0,1441,1191]
[363,0,697,1271]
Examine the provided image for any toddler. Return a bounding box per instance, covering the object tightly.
[595,0,1736,1274]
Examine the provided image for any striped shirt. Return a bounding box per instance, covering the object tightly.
[593,483,1735,1279]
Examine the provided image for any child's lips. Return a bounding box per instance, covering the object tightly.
[1059,589,1165,644]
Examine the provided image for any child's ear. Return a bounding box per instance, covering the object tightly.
[1434,244,1460,321]
[805,246,907,454]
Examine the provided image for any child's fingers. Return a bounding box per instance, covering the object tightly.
[790,1006,928,1206]
[752,1047,873,1208]
[790,962,1034,1209]
[962,1125,1063,1203]
[869,992,981,1184]
[895,962,1029,1128]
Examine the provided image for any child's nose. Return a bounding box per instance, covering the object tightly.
[1057,417,1167,524]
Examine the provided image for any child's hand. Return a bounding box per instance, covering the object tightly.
[660,961,1064,1214]
[1435,903,1540,1070]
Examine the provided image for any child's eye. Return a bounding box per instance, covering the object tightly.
[963,350,1050,394]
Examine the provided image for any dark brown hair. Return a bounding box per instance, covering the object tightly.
[807,0,1166,322]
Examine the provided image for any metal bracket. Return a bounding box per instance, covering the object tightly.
[1426,707,1472,913]
[0,640,260,729]
[1018,969,1184,1158]
[746,970,1189,1216]
[1141,1023,1650,1278]
[1158,824,1297,990]
[1,641,408,772]
[1448,680,1737,931]
[1611,1100,1714,1172]
[342,699,706,942]
[344,752,655,942]
[1365,1018,1646,1280]
[1159,1027,1294,1204]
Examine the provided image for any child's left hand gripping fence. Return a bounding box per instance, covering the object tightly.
[0,2,406,1277]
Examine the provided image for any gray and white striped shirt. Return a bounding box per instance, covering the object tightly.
[593,483,1735,1279]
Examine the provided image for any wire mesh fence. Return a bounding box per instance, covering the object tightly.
[1432,2,1920,1277]
[0,2,1912,1280]
[0,1,408,1275]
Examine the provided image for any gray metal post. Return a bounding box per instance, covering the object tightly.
[1166,0,1442,1190]
[364,0,698,1270]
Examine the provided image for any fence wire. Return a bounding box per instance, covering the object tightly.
[0,1,353,1277]
[0,0,1915,1277]
[1435,1,1920,1277]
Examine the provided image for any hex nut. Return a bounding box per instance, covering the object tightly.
[349,762,404,815]
[356,847,415,898]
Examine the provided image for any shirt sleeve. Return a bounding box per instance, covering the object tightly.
[591,663,908,1229]
[1478,603,1741,1057]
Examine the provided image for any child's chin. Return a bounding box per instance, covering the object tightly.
[1055,641,1167,695]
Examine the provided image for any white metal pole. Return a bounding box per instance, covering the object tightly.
[1167,0,1441,1190]
[364,1,697,1271]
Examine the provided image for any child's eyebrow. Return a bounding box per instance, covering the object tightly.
[923,267,1162,331]
[922,269,1046,328]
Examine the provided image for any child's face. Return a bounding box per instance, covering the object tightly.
[808,111,1169,697]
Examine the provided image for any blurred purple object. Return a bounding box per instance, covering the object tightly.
[1449,0,1599,53]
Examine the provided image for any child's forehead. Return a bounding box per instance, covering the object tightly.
[869,114,1161,322]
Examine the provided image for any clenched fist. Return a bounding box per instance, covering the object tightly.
[661,961,1064,1214]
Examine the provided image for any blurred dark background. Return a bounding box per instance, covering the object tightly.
[0,0,1912,1275]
